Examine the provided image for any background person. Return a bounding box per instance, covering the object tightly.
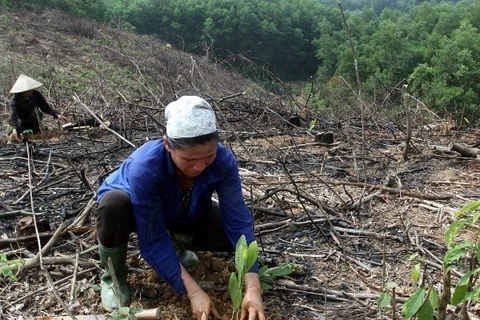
[8,74,68,140]
[95,96,265,320]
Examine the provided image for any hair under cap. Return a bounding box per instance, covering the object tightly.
[165,96,217,139]
[10,74,43,94]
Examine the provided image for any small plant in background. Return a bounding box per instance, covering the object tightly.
[308,118,317,133]
[392,200,480,320]
[377,281,398,315]
[442,199,480,318]
[400,253,439,320]
[0,253,23,281]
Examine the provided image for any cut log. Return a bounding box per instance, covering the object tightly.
[314,131,334,144]
[448,142,480,158]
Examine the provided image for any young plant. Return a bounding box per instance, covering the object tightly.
[397,199,480,320]
[443,199,480,317]
[258,264,295,290]
[377,281,398,313]
[229,235,258,313]
[400,253,440,320]
[0,253,23,281]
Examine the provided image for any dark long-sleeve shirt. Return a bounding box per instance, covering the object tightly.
[9,90,59,133]
[97,139,257,295]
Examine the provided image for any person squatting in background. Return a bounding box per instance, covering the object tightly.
[95,96,266,320]
[8,74,68,140]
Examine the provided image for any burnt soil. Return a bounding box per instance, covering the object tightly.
[1,8,480,320]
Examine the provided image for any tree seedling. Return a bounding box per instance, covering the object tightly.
[229,235,295,318]
[229,235,258,315]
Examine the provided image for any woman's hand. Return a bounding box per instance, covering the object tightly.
[181,264,220,319]
[57,115,70,123]
[241,273,266,320]
[188,288,221,320]
[9,129,18,141]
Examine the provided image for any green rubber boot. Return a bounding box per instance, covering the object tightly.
[99,243,130,311]
[171,234,199,267]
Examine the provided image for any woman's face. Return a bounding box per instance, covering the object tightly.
[21,90,33,99]
[164,138,217,179]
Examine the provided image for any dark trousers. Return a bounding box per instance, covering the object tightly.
[17,114,43,134]
[95,189,231,251]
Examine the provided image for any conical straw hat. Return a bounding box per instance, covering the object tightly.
[10,74,43,93]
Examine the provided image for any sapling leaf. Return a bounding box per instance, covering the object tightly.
[417,299,433,320]
[457,270,474,286]
[451,285,468,305]
[472,210,480,224]
[445,220,468,245]
[453,199,480,220]
[377,291,392,309]
[235,235,247,273]
[258,265,268,277]
[264,266,293,277]
[444,241,475,265]
[402,287,426,319]
[261,282,273,290]
[471,284,480,302]
[384,282,398,290]
[228,273,242,312]
[408,253,419,262]
[411,263,421,284]
[245,240,258,272]
[428,287,439,311]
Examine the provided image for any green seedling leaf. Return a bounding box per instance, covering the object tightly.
[417,299,433,320]
[471,284,480,302]
[445,220,468,245]
[264,266,293,277]
[408,253,419,262]
[261,282,273,290]
[457,271,474,287]
[451,285,468,305]
[245,240,258,272]
[235,235,247,273]
[402,287,426,319]
[444,241,476,265]
[384,282,398,290]
[428,287,439,311]
[411,263,421,284]
[453,200,480,220]
[228,273,242,312]
[472,210,480,224]
[377,291,392,309]
[258,265,268,277]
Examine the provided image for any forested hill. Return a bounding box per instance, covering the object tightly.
[4,0,480,124]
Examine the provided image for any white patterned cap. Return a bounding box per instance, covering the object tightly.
[165,96,217,138]
[10,74,43,93]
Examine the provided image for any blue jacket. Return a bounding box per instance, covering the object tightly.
[97,139,256,295]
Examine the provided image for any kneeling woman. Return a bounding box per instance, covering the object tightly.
[96,96,265,320]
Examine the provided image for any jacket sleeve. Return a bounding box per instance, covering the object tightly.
[216,152,259,272]
[127,168,187,295]
[35,91,59,118]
